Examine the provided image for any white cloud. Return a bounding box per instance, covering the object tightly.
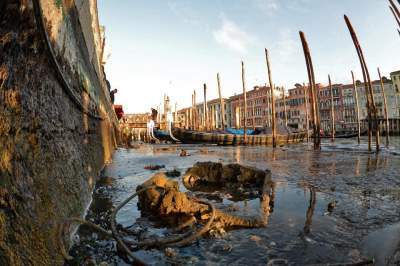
[167,1,201,27]
[254,0,279,14]
[275,29,298,62]
[213,15,254,54]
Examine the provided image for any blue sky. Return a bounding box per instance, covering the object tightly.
[98,0,400,113]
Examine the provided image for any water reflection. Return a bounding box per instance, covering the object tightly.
[303,188,316,235]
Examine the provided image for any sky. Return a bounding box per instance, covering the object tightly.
[98,0,400,113]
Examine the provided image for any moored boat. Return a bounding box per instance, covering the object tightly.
[172,128,308,146]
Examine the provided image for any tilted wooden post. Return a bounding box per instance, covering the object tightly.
[389,0,400,28]
[329,75,335,141]
[252,100,256,130]
[351,71,361,144]
[266,87,271,128]
[344,15,379,152]
[282,89,288,127]
[241,61,248,142]
[389,6,400,28]
[304,83,310,142]
[299,31,320,149]
[265,49,277,147]
[378,67,390,147]
[193,90,198,130]
[203,83,208,131]
[190,94,195,130]
[217,73,226,130]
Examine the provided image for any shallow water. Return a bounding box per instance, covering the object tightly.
[68,137,400,265]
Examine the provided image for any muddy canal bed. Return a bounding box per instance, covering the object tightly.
[68,139,400,265]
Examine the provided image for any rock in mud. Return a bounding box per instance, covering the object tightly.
[183,162,272,200]
[136,166,274,232]
[179,149,188,157]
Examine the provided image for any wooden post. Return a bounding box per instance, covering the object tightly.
[193,90,198,130]
[265,49,277,147]
[241,61,248,143]
[211,105,215,130]
[389,6,400,28]
[157,104,160,124]
[304,83,310,142]
[299,31,320,149]
[378,67,390,147]
[266,87,271,128]
[329,75,335,141]
[203,83,208,131]
[344,15,379,153]
[217,73,226,130]
[174,102,177,124]
[351,71,361,144]
[282,89,288,127]
[252,100,256,130]
[389,0,400,27]
[191,93,194,130]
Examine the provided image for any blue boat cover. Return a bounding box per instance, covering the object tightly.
[225,128,255,135]
[154,130,170,137]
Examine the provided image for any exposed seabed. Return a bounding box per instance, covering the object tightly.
[68,137,400,265]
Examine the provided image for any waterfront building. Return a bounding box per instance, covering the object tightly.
[229,85,283,129]
[275,84,312,130]
[317,83,345,133]
[176,71,400,134]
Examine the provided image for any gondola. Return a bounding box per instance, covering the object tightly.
[172,128,308,146]
[153,129,174,141]
[320,130,368,139]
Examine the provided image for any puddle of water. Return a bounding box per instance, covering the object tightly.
[362,222,400,266]
[68,138,400,265]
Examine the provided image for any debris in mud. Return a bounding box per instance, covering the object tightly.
[154,147,177,153]
[144,164,165,170]
[179,149,188,157]
[250,235,262,243]
[327,200,337,213]
[182,161,272,201]
[164,247,177,258]
[165,169,181,177]
[136,164,274,231]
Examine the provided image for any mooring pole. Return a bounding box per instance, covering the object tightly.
[329,75,335,142]
[299,31,320,149]
[389,0,400,28]
[304,83,310,143]
[193,90,198,130]
[203,84,208,131]
[241,61,248,143]
[217,73,226,130]
[252,100,256,130]
[378,67,390,148]
[351,71,361,144]
[344,15,379,152]
[282,88,288,127]
[265,49,277,147]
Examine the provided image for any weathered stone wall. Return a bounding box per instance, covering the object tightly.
[0,0,118,265]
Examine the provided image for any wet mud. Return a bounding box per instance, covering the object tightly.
[68,137,400,265]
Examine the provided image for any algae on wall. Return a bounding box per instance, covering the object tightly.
[0,0,118,264]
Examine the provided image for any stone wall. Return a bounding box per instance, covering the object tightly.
[0,0,118,265]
